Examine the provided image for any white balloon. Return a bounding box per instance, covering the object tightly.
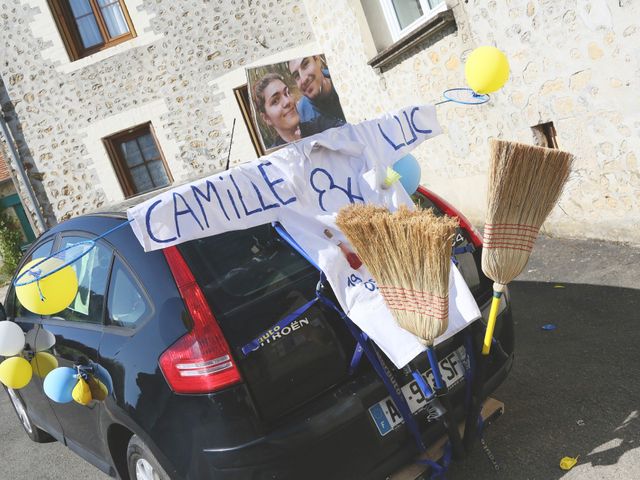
[25,327,56,352]
[0,321,26,356]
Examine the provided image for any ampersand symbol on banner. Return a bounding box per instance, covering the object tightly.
[309,168,364,212]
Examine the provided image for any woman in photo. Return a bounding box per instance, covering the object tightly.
[253,73,302,149]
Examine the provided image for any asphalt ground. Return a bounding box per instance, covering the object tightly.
[448,236,640,480]
[1,235,638,479]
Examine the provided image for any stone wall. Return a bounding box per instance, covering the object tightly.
[0,0,316,225]
[303,0,640,244]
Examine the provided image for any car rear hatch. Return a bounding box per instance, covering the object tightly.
[176,188,490,424]
[178,223,356,421]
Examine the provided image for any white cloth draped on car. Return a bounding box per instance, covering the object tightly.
[127,105,481,368]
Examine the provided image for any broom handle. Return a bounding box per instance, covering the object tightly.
[463,282,506,450]
[481,283,506,355]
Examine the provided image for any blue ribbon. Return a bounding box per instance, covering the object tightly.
[270,223,432,452]
[240,297,319,356]
[453,243,475,255]
[348,341,365,375]
[416,441,453,479]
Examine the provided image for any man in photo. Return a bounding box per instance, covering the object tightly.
[288,55,347,134]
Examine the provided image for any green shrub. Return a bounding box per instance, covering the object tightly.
[0,209,23,276]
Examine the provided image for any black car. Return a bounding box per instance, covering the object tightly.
[1,186,513,480]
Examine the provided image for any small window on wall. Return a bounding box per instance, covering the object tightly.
[48,0,136,61]
[103,123,173,198]
[531,122,558,149]
[379,0,446,41]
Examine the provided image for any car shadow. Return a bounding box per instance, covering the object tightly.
[445,280,640,480]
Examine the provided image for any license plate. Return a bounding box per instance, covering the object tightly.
[368,346,468,436]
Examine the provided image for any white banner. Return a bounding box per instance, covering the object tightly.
[127,105,481,368]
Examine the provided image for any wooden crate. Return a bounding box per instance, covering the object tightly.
[390,398,505,480]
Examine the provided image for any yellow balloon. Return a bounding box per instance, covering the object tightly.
[0,357,33,389]
[465,46,510,94]
[87,376,108,401]
[72,377,93,405]
[31,352,58,378]
[15,258,78,316]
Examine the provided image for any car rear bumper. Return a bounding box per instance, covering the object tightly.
[184,307,514,480]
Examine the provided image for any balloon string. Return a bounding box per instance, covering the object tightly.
[95,218,133,241]
[14,219,133,288]
[36,280,46,302]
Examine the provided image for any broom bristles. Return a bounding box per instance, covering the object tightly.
[336,205,458,345]
[483,139,574,285]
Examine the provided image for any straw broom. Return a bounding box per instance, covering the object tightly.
[464,139,574,449]
[336,204,458,344]
[481,140,573,352]
[336,204,466,457]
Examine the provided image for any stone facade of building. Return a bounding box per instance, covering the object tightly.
[1,0,638,244]
[303,0,640,244]
[0,0,319,229]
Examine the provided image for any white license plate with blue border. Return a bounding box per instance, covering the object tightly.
[368,346,468,436]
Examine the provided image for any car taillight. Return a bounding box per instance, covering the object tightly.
[160,246,242,394]
[416,185,483,247]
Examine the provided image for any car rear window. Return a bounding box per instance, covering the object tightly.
[179,224,353,421]
[178,224,318,344]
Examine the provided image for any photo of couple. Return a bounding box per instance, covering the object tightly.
[247,54,347,152]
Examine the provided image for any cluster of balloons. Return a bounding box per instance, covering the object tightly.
[0,320,112,406]
[1,243,114,407]
[43,362,112,406]
[0,321,32,389]
[0,323,59,389]
[15,257,79,316]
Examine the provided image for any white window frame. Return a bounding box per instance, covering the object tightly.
[379,0,447,41]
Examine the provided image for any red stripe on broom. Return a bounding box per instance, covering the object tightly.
[484,223,540,233]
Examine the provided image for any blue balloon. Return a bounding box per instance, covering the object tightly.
[43,367,77,403]
[393,154,422,195]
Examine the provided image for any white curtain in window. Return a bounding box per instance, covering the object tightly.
[97,0,130,37]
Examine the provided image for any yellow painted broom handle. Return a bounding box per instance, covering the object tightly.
[482,283,506,355]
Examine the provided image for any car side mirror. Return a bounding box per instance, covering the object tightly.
[0,302,6,321]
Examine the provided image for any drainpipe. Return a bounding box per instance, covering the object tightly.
[0,112,48,233]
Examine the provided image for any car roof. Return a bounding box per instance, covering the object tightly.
[90,184,178,217]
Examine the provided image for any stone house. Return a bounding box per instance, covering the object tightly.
[0,0,638,243]
[0,0,320,232]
